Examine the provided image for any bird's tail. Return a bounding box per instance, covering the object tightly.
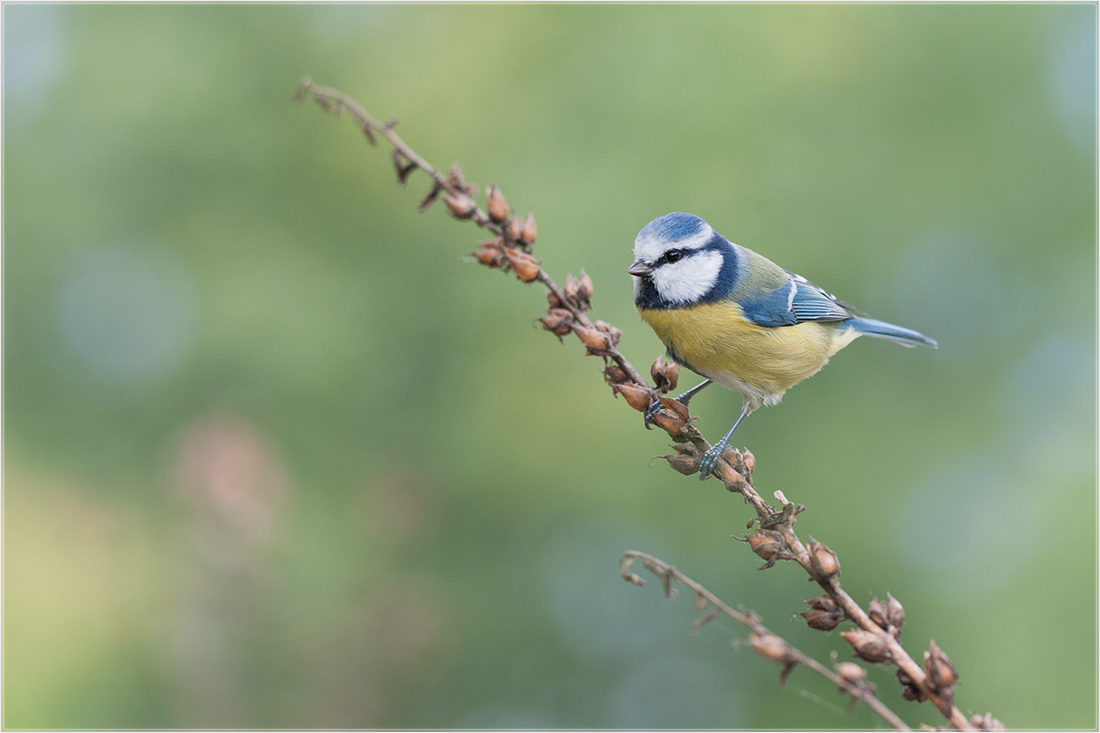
[843,317,938,349]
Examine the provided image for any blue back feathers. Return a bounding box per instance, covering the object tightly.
[738,275,854,327]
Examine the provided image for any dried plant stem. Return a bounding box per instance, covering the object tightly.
[296,77,651,388]
[297,78,997,732]
[736,484,972,729]
[621,551,910,730]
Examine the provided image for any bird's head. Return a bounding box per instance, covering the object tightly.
[629,213,736,309]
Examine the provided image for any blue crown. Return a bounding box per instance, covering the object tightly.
[639,212,707,243]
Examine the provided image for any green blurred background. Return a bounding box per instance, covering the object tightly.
[3,3,1096,729]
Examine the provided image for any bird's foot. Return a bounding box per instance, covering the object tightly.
[643,397,663,430]
[645,381,709,430]
[697,440,729,481]
[644,393,693,431]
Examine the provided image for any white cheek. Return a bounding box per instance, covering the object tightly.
[652,251,722,305]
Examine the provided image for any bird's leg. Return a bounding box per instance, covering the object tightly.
[673,379,713,408]
[698,403,752,481]
[644,379,712,429]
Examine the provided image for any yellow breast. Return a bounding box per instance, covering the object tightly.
[638,301,858,407]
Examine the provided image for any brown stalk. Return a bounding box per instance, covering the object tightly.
[296,78,999,732]
[621,551,910,730]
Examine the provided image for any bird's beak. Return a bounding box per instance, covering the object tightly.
[627,260,651,277]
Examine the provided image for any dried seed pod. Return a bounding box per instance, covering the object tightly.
[542,326,569,341]
[545,307,574,325]
[742,448,756,473]
[807,537,840,578]
[900,686,924,702]
[804,595,839,613]
[547,290,564,308]
[748,633,790,664]
[801,595,844,630]
[564,273,580,301]
[485,184,509,223]
[473,248,499,267]
[520,211,537,245]
[576,269,594,302]
[658,395,690,421]
[896,667,928,702]
[592,320,621,346]
[472,241,505,268]
[924,640,958,691]
[574,324,611,351]
[836,661,866,685]
[507,216,524,242]
[742,531,782,561]
[886,593,905,634]
[663,453,697,476]
[503,248,540,282]
[649,409,685,436]
[717,461,747,491]
[448,161,468,191]
[538,308,574,337]
[538,321,572,339]
[603,365,628,384]
[801,598,845,630]
[650,355,680,394]
[444,192,477,219]
[801,608,843,631]
[564,271,592,310]
[615,383,652,412]
[868,596,889,631]
[840,629,893,665]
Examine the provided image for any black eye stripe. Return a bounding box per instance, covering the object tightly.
[663,249,684,264]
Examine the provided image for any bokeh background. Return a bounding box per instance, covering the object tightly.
[4,3,1096,730]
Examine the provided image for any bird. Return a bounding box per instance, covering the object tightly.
[628,212,937,481]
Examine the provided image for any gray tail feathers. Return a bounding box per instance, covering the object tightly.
[844,317,938,349]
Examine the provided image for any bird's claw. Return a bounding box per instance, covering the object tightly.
[697,441,727,481]
[643,397,663,430]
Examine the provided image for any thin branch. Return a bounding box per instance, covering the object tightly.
[296,77,653,387]
[620,551,910,731]
[297,78,1000,733]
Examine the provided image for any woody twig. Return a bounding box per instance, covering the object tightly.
[296,77,1001,732]
[621,551,909,730]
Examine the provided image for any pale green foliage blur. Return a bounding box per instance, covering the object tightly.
[3,4,1096,729]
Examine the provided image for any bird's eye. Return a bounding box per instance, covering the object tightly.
[665,249,683,264]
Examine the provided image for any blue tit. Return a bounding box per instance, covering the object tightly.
[628,212,937,481]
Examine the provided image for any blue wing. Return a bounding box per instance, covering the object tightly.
[739,272,857,328]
